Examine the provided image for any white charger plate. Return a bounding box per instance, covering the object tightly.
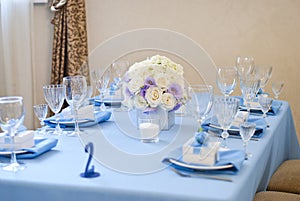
[50,119,93,126]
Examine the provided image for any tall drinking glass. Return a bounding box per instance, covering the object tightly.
[43,84,66,135]
[214,96,240,148]
[236,56,255,81]
[188,85,214,132]
[0,96,26,172]
[63,76,87,136]
[216,67,238,97]
[111,60,129,90]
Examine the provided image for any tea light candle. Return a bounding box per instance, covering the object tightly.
[139,122,159,143]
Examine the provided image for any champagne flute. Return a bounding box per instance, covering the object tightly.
[188,85,214,131]
[216,66,238,97]
[33,104,48,135]
[272,81,284,99]
[258,93,273,126]
[240,122,256,160]
[43,84,66,135]
[0,96,26,172]
[63,76,87,136]
[214,96,240,148]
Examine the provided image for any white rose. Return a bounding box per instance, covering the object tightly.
[154,73,169,88]
[145,86,162,108]
[127,77,143,93]
[161,92,176,110]
[133,95,148,109]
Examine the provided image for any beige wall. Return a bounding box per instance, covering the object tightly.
[33,0,300,141]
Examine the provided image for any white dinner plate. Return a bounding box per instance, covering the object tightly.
[0,149,28,155]
[164,158,233,171]
[50,119,93,126]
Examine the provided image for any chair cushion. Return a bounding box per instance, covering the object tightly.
[253,191,300,201]
[267,160,300,194]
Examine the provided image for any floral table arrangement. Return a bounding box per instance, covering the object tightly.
[122,55,187,130]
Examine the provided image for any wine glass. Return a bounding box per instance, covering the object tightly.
[236,56,255,81]
[91,67,111,111]
[240,76,261,113]
[214,96,240,148]
[43,84,66,135]
[188,85,214,132]
[272,81,284,99]
[216,66,238,97]
[63,76,87,136]
[239,122,256,160]
[258,93,273,126]
[254,65,273,92]
[0,96,26,172]
[111,60,129,91]
[33,104,48,135]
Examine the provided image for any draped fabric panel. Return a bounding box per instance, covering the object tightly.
[51,0,89,85]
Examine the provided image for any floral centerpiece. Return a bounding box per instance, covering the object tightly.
[122,55,187,129]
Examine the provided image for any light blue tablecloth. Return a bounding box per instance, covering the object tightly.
[0,101,299,201]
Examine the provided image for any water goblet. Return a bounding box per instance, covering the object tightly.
[258,93,273,126]
[216,66,238,97]
[0,96,26,172]
[91,67,111,111]
[272,81,284,99]
[188,85,214,131]
[214,96,240,148]
[63,75,87,137]
[33,104,48,135]
[240,122,256,160]
[43,84,66,135]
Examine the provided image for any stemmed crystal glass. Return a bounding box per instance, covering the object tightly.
[43,84,66,135]
[188,85,214,132]
[63,76,87,136]
[272,81,284,99]
[0,96,26,172]
[91,67,111,111]
[254,65,273,92]
[216,67,238,97]
[214,96,240,148]
[239,122,256,160]
[258,93,273,126]
[240,76,261,113]
[236,56,255,81]
[111,60,129,91]
[33,104,48,135]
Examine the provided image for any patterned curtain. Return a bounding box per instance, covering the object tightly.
[50,0,89,85]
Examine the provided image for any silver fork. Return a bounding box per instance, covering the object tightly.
[170,167,233,182]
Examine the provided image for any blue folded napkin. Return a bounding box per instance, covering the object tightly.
[202,116,267,138]
[16,138,58,159]
[163,148,245,175]
[238,97,282,116]
[44,111,111,128]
